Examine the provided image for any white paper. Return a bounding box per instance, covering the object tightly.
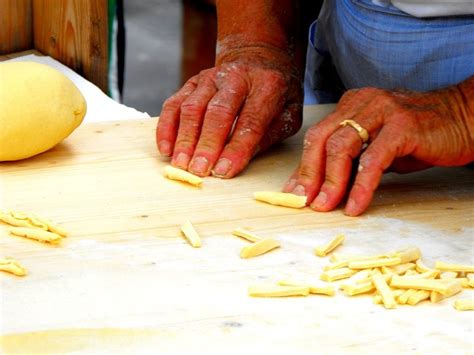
[5,54,150,123]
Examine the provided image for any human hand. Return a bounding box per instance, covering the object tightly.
[284,85,474,216]
[156,48,303,178]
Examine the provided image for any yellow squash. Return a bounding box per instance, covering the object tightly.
[0,61,86,161]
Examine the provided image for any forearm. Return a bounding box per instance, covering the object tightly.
[215,0,318,78]
[449,76,474,163]
[456,75,474,137]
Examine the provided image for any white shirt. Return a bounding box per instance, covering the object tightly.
[372,0,474,17]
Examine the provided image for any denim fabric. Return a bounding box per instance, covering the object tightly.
[304,0,474,104]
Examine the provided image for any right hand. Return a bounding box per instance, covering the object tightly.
[156,47,303,178]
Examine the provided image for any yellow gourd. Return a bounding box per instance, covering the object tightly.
[0,61,86,161]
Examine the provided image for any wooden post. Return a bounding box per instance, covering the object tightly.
[33,0,109,93]
[0,0,33,54]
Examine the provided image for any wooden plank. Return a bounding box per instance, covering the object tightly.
[0,105,473,353]
[0,0,33,54]
[33,0,108,93]
[0,49,42,62]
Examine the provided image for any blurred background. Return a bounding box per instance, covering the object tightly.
[123,0,217,116]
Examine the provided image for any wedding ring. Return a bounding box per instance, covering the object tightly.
[339,119,369,144]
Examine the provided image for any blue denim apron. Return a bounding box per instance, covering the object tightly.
[304,0,474,104]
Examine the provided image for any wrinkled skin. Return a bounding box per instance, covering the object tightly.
[283,82,474,216]
[156,50,303,178]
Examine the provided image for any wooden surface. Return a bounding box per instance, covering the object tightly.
[33,0,108,93]
[0,0,33,54]
[0,49,42,62]
[1,105,473,354]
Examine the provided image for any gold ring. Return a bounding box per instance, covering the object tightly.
[339,119,369,144]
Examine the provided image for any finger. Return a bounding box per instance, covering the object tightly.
[171,75,217,170]
[310,126,363,211]
[344,126,403,216]
[211,72,287,178]
[156,79,198,156]
[258,103,303,153]
[287,91,382,202]
[286,112,347,203]
[188,80,247,176]
[282,167,301,194]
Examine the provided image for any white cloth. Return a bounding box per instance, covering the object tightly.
[5,54,150,123]
[373,0,474,17]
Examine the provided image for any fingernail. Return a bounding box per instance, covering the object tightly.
[174,152,190,169]
[311,191,327,208]
[189,156,209,174]
[292,185,306,196]
[158,141,171,156]
[345,198,357,216]
[212,158,232,177]
[284,178,297,191]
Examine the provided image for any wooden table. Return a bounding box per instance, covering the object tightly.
[1,105,473,354]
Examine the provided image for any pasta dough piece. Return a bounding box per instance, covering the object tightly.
[0,210,68,237]
[467,273,474,288]
[320,268,357,282]
[278,279,335,296]
[232,228,261,243]
[248,284,310,297]
[391,247,421,263]
[348,257,401,270]
[390,276,460,295]
[253,191,306,209]
[9,227,62,244]
[180,221,201,248]
[0,257,27,276]
[342,282,375,296]
[439,271,458,279]
[164,165,202,187]
[373,290,404,304]
[29,214,68,237]
[0,61,86,161]
[315,234,345,257]
[0,212,36,228]
[435,261,474,273]
[386,263,417,275]
[372,274,397,309]
[403,270,439,279]
[397,289,417,305]
[407,290,431,305]
[430,281,462,303]
[240,238,280,259]
[453,299,474,311]
[329,253,385,263]
[355,273,391,285]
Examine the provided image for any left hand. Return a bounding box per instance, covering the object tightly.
[283,86,474,216]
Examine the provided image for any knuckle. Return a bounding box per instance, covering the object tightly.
[239,114,266,137]
[265,70,286,85]
[325,135,350,157]
[180,100,205,119]
[359,151,384,172]
[352,180,372,194]
[196,138,220,154]
[206,100,235,118]
[162,95,181,111]
[203,114,232,133]
[373,90,399,108]
[304,124,323,143]
[175,131,198,148]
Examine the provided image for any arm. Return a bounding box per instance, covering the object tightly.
[156,0,319,178]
